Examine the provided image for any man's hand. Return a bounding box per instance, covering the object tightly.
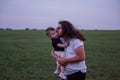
[57,57,67,66]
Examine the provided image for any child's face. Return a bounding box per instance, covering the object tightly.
[49,30,58,38]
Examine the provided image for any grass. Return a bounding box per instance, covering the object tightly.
[0,30,120,80]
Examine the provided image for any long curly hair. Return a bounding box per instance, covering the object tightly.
[58,21,86,41]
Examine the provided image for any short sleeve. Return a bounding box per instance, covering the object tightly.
[60,38,65,43]
[73,39,84,50]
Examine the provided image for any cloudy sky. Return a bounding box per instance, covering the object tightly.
[0,0,120,30]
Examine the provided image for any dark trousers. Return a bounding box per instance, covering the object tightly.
[67,71,86,80]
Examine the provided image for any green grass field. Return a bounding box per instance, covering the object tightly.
[0,30,120,80]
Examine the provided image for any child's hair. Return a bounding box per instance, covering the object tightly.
[45,27,55,36]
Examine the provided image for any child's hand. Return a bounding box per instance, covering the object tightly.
[57,43,69,48]
[57,43,63,47]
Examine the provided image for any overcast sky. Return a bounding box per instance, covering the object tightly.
[0,0,120,30]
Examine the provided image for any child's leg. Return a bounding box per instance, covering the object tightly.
[56,61,60,71]
[59,65,67,80]
[54,61,60,75]
[60,65,65,73]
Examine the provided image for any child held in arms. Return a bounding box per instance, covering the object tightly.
[45,27,69,80]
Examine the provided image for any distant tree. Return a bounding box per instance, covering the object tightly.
[0,28,4,30]
[25,28,30,30]
[6,28,12,30]
[32,28,37,30]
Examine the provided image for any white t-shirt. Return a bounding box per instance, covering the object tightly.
[62,38,87,75]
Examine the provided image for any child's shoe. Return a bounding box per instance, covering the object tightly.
[54,69,60,75]
[58,72,67,80]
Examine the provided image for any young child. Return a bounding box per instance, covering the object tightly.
[45,27,68,80]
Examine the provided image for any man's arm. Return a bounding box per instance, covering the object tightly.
[58,45,85,65]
